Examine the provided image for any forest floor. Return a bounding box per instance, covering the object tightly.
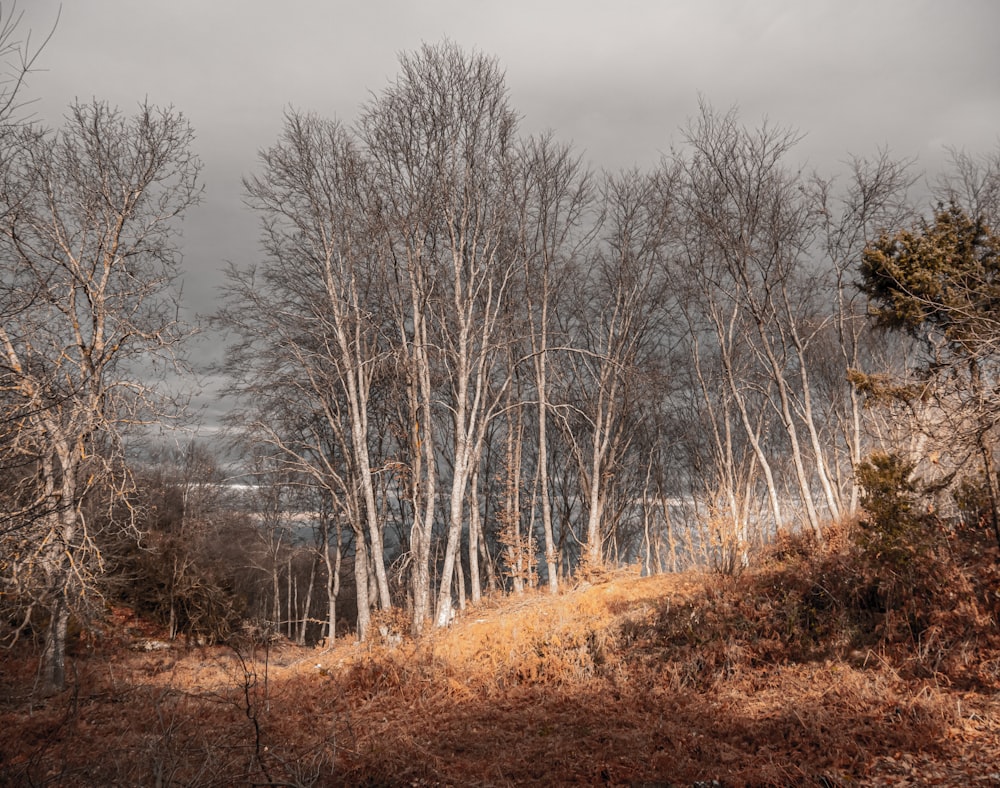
[3,526,1000,786]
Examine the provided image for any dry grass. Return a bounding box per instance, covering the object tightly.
[3,528,1000,786]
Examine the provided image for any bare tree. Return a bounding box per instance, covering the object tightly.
[512,133,593,592]
[224,111,394,641]
[0,0,56,537]
[675,103,832,540]
[936,146,1000,228]
[558,169,672,568]
[0,101,201,692]
[360,41,521,630]
[807,150,915,512]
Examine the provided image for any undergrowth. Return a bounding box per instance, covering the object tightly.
[3,519,1000,785]
[631,518,1000,692]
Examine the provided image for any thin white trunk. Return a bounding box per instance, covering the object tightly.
[322,515,340,644]
[298,556,316,645]
[709,301,785,532]
[535,310,558,592]
[758,332,823,540]
[467,465,482,604]
[353,527,371,641]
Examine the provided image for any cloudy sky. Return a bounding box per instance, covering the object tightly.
[14,0,1000,429]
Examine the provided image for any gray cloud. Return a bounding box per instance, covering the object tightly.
[15,0,1000,432]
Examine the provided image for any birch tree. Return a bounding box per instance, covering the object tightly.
[676,103,832,540]
[0,101,201,692]
[807,151,914,512]
[0,0,56,538]
[360,42,520,629]
[512,133,593,592]
[223,111,393,641]
[560,169,672,568]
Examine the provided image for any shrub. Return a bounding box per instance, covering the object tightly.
[855,451,936,566]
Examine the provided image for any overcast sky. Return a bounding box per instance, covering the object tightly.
[15,0,1000,431]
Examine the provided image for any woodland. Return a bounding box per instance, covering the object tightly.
[3,9,1000,785]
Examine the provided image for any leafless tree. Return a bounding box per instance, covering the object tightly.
[557,168,672,568]
[936,146,1000,228]
[0,100,201,692]
[674,103,834,540]
[511,133,593,592]
[0,0,56,534]
[807,150,915,511]
[360,41,521,630]
[223,111,394,641]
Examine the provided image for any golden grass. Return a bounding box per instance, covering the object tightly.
[3,532,1000,786]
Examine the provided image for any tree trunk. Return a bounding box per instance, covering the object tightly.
[584,447,606,567]
[41,590,69,694]
[323,515,342,645]
[480,511,497,593]
[455,546,466,612]
[407,278,437,636]
[353,529,372,641]
[536,352,558,592]
[467,465,482,603]
[40,481,78,694]
[298,556,317,645]
[351,391,392,610]
[435,446,468,626]
[287,555,293,639]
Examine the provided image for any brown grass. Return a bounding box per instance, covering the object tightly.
[3,527,1000,786]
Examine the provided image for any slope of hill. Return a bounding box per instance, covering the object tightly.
[3,529,1000,786]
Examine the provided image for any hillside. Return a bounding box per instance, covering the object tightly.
[3,529,1000,786]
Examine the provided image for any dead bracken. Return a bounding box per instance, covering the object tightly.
[2,520,999,786]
